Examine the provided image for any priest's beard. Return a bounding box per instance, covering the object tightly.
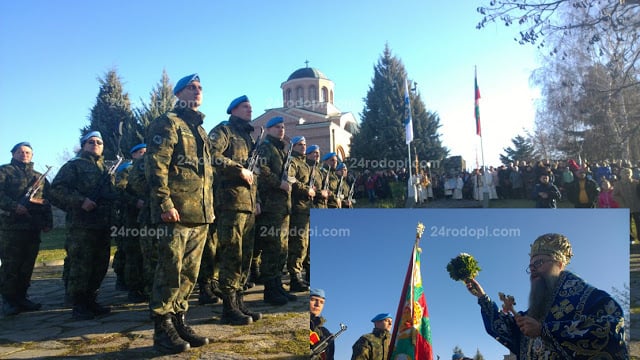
[528,273,559,321]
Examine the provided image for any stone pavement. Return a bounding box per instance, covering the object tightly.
[0,262,308,360]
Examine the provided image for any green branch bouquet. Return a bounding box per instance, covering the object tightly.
[446,253,481,282]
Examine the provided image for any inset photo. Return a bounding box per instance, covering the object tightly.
[310,208,629,360]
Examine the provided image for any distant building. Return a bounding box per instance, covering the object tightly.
[252,65,358,160]
[503,353,516,360]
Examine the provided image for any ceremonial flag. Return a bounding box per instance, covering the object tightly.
[475,68,481,136]
[404,79,414,145]
[389,224,433,360]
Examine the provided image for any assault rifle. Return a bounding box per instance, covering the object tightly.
[308,159,318,189]
[246,127,265,175]
[336,175,344,200]
[87,155,124,202]
[322,165,331,192]
[311,323,347,360]
[347,180,356,206]
[281,141,295,183]
[19,165,52,206]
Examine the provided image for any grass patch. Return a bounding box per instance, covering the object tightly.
[37,227,116,264]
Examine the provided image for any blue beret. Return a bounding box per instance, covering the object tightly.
[130,143,147,154]
[371,313,391,322]
[310,288,325,299]
[291,136,305,145]
[336,162,346,171]
[227,95,249,114]
[81,131,102,145]
[321,152,337,162]
[10,142,32,153]
[306,145,320,155]
[173,73,200,95]
[266,116,284,128]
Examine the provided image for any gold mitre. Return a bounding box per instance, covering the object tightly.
[529,233,573,265]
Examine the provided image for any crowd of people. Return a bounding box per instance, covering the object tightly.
[0,73,358,355]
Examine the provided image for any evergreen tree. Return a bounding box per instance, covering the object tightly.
[500,134,536,165]
[135,69,175,131]
[350,44,448,170]
[473,348,485,360]
[83,69,141,159]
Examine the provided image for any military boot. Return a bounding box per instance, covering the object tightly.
[2,296,19,316]
[15,289,41,311]
[236,290,262,322]
[209,279,224,298]
[87,293,111,316]
[172,312,209,347]
[277,276,297,301]
[71,297,94,321]
[198,281,219,305]
[16,297,42,312]
[220,292,252,325]
[153,314,191,354]
[289,272,310,292]
[263,278,288,306]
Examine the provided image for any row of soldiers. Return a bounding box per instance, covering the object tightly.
[0,73,353,354]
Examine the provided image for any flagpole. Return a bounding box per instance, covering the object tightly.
[475,66,489,208]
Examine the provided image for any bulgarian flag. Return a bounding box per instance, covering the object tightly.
[475,67,481,137]
[389,224,433,360]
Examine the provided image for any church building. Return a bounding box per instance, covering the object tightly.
[252,64,358,161]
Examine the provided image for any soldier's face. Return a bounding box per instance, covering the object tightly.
[267,123,285,140]
[374,318,393,331]
[83,137,104,156]
[131,148,146,160]
[176,81,203,109]
[231,102,252,121]
[12,146,33,164]
[293,142,306,154]
[310,296,325,317]
[325,157,337,169]
[307,151,320,162]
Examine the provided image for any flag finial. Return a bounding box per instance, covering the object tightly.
[416,223,425,240]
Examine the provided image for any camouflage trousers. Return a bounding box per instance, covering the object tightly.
[150,223,208,316]
[197,221,219,284]
[217,211,254,294]
[255,212,289,281]
[64,227,111,300]
[0,229,41,298]
[287,213,309,277]
[139,225,158,298]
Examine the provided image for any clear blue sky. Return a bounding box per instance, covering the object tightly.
[311,208,629,360]
[0,0,538,175]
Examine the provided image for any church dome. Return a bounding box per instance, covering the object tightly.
[287,67,328,81]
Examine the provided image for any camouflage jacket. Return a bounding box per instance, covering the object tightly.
[290,151,313,214]
[145,106,214,224]
[209,116,258,212]
[126,157,150,225]
[50,151,117,229]
[351,328,391,360]
[257,135,291,215]
[115,159,145,226]
[0,159,52,230]
[320,166,340,208]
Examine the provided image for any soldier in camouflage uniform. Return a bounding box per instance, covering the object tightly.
[287,136,312,293]
[114,143,147,303]
[145,74,213,354]
[306,145,326,209]
[208,95,262,325]
[320,152,341,208]
[255,116,297,306]
[335,163,354,208]
[126,147,156,300]
[0,142,52,316]
[50,131,116,321]
[351,313,393,360]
